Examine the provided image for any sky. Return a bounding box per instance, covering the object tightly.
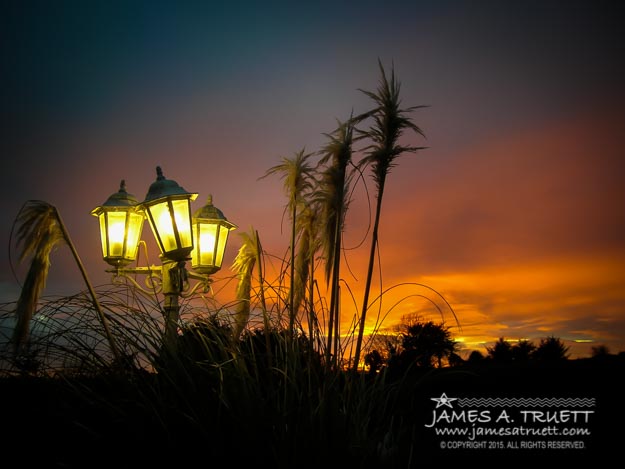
[1,0,624,359]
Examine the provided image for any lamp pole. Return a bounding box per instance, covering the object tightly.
[92,167,236,354]
[161,259,185,352]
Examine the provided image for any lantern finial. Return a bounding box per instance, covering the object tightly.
[143,167,197,203]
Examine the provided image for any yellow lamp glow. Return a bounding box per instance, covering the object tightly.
[91,180,144,267]
[191,195,236,275]
[140,167,198,262]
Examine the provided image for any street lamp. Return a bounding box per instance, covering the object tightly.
[90,180,145,268]
[91,166,236,351]
[191,195,236,275]
[141,166,197,262]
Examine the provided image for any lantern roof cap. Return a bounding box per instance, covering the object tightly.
[142,166,198,204]
[194,195,228,220]
[91,180,139,215]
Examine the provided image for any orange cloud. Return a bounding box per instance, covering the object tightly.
[328,103,625,359]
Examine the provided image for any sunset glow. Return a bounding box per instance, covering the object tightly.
[1,0,623,360]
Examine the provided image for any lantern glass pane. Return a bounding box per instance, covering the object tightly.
[107,211,127,257]
[126,211,144,260]
[215,225,229,268]
[191,225,198,266]
[171,199,193,249]
[199,223,218,267]
[148,201,176,253]
[98,214,108,258]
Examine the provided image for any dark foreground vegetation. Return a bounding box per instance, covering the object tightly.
[2,330,623,468]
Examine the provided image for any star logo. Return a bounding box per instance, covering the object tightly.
[431,393,457,408]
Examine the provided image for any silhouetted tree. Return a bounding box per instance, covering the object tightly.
[532,336,569,362]
[467,350,485,364]
[511,339,536,361]
[364,349,384,374]
[486,337,513,362]
[591,344,610,358]
[448,351,465,367]
[397,318,458,368]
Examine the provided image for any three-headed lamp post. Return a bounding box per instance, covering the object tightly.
[91,166,236,350]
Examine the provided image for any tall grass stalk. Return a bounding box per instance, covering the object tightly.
[353,61,428,371]
[10,200,120,362]
[316,118,356,367]
[261,149,315,339]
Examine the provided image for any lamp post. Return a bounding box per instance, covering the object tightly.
[91,166,236,352]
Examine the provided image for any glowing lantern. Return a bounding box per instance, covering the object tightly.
[191,195,237,275]
[140,166,198,262]
[91,180,144,267]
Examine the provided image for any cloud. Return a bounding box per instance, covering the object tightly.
[372,101,625,276]
[335,102,625,358]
